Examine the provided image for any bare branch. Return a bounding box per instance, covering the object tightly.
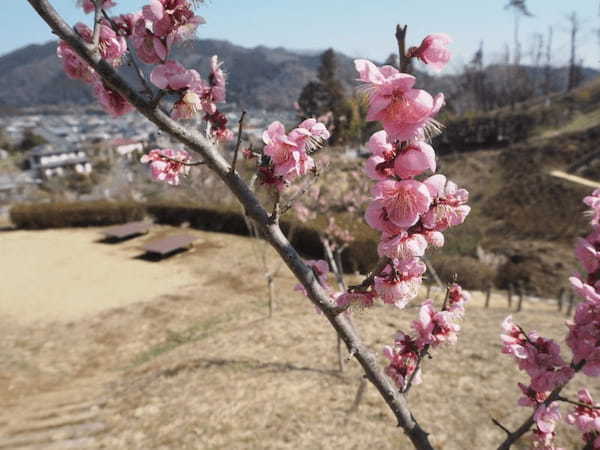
[91,0,102,49]
[349,257,390,293]
[230,110,247,173]
[395,24,410,73]
[491,418,512,436]
[26,1,435,448]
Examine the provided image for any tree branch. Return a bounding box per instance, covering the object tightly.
[26,1,435,448]
[91,0,102,49]
[396,24,410,73]
[230,110,246,173]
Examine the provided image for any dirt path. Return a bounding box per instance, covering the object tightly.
[0,227,198,324]
[548,169,600,188]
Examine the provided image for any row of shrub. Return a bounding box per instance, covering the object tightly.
[10,200,503,290]
[10,201,145,229]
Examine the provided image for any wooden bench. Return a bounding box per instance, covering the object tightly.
[101,221,151,240]
[142,234,198,257]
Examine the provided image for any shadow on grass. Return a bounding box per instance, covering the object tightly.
[95,233,146,244]
[132,248,189,262]
[159,357,344,379]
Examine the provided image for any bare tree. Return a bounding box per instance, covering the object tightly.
[504,0,534,66]
[566,11,583,91]
[542,26,554,96]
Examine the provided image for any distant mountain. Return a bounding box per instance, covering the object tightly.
[0,39,598,112]
[0,39,359,111]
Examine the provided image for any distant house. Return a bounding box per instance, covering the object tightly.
[97,138,144,162]
[24,143,92,180]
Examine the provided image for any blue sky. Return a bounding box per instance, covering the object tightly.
[2,0,599,71]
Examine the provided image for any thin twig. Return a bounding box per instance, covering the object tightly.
[158,153,206,166]
[556,395,600,410]
[403,346,429,394]
[270,189,281,224]
[491,418,512,436]
[230,110,247,173]
[349,257,390,292]
[91,0,102,49]
[395,24,409,73]
[280,175,319,216]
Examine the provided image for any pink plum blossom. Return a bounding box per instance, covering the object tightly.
[409,34,452,72]
[534,403,561,434]
[501,315,528,359]
[377,231,428,260]
[336,292,376,309]
[150,60,200,91]
[354,59,444,141]
[566,389,600,448]
[142,0,205,41]
[566,299,600,376]
[112,12,142,37]
[132,18,170,64]
[172,90,202,119]
[374,258,426,308]
[140,148,191,185]
[569,275,600,304]
[575,237,600,274]
[412,299,460,347]
[367,130,395,158]
[372,179,432,228]
[57,41,95,83]
[518,382,549,408]
[92,79,134,117]
[79,0,116,14]
[365,200,405,235]
[383,332,421,390]
[446,283,469,318]
[394,141,436,179]
[422,174,470,231]
[74,22,127,64]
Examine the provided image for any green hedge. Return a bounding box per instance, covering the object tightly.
[10,201,145,229]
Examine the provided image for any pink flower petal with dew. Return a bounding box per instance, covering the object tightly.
[394,141,436,179]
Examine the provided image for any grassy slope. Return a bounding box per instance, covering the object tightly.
[2,228,597,449]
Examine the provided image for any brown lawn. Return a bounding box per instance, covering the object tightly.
[0,227,595,449]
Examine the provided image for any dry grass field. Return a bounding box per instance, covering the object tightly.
[0,227,596,449]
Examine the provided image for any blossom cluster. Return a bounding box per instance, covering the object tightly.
[57,0,230,139]
[384,283,469,390]
[257,119,330,190]
[501,190,600,449]
[57,0,236,185]
[350,35,469,311]
[140,148,191,185]
[334,33,468,391]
